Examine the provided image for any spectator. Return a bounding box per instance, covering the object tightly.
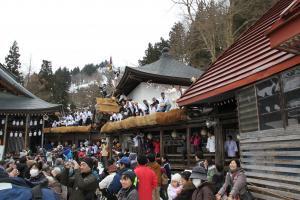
[99,164,117,190]
[134,155,157,200]
[194,151,203,167]
[59,158,98,200]
[212,164,225,194]
[117,170,139,200]
[191,166,215,200]
[128,153,137,169]
[108,157,131,197]
[157,92,171,112]
[216,160,252,200]
[224,135,238,158]
[206,157,216,182]
[27,161,48,187]
[206,132,215,153]
[161,156,171,181]
[167,173,182,200]
[175,171,195,200]
[147,153,161,200]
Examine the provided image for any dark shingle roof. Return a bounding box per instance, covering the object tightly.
[116,50,203,95]
[136,52,203,79]
[0,63,61,113]
[0,92,61,113]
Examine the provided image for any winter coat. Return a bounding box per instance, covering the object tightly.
[163,162,171,180]
[218,168,247,198]
[212,171,225,194]
[174,181,196,200]
[167,184,182,200]
[108,167,130,195]
[27,172,48,187]
[117,187,139,200]
[192,181,215,200]
[59,168,98,200]
[134,165,158,200]
[147,161,161,186]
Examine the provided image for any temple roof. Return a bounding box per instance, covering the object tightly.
[116,49,203,95]
[0,63,62,113]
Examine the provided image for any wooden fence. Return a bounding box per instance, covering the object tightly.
[240,126,300,200]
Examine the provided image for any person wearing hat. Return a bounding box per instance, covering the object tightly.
[117,170,139,200]
[99,164,118,190]
[167,173,182,200]
[58,157,98,200]
[108,156,131,198]
[190,166,214,200]
[174,171,195,200]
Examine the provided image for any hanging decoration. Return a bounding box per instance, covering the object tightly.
[38,130,42,136]
[0,130,2,135]
[33,131,37,136]
[147,133,152,140]
[12,120,16,126]
[19,132,22,137]
[20,120,24,126]
[14,131,18,137]
[16,121,19,126]
[10,131,13,137]
[1,119,4,125]
[30,120,33,126]
[34,120,37,126]
[171,130,177,138]
[29,131,32,137]
[201,129,207,136]
[40,119,43,124]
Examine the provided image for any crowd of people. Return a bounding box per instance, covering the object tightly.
[110,92,172,121]
[0,137,252,200]
[51,110,93,127]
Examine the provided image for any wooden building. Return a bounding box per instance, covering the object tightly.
[177,0,300,199]
[0,64,62,156]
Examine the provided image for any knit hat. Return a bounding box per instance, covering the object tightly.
[107,164,118,173]
[81,157,94,169]
[122,170,137,187]
[171,173,181,182]
[190,166,207,181]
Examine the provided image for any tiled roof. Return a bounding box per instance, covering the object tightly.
[178,0,300,106]
[0,63,61,113]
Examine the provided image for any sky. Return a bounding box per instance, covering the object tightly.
[0,0,182,73]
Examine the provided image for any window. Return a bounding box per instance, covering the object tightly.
[256,77,283,130]
[282,66,300,126]
[238,87,258,133]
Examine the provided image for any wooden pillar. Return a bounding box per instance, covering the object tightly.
[108,134,113,159]
[214,118,224,167]
[187,126,191,166]
[41,118,45,148]
[24,114,30,149]
[3,115,8,154]
[160,129,164,158]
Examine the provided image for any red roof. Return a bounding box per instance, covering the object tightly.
[178,0,300,106]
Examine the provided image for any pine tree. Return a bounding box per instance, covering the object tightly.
[5,41,23,83]
[169,22,187,62]
[53,67,71,107]
[38,60,54,102]
[138,38,170,66]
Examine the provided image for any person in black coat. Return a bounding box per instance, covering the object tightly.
[174,171,196,200]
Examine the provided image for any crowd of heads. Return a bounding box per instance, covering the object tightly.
[51,110,93,127]
[110,92,172,121]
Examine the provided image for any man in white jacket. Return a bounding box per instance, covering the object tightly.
[99,164,118,190]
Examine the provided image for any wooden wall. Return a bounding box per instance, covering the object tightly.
[240,126,300,200]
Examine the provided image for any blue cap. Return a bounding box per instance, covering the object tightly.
[118,157,130,165]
